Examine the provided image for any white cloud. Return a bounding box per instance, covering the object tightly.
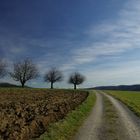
[69,0,140,66]
[56,0,140,87]
[83,60,140,87]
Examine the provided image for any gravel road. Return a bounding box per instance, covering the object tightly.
[73,92,103,140]
[73,91,140,140]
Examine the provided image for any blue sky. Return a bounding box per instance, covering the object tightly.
[0,0,140,88]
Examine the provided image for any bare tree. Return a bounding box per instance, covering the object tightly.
[10,58,39,88]
[44,68,63,89]
[68,72,85,90]
[0,59,7,78]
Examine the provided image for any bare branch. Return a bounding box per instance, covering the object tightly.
[68,72,85,89]
[10,58,39,87]
[44,67,63,89]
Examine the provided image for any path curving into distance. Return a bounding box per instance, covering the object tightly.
[73,90,140,140]
[102,91,140,140]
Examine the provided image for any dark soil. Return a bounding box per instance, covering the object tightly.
[0,89,88,140]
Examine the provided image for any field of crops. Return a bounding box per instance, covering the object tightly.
[0,88,88,140]
[106,90,140,117]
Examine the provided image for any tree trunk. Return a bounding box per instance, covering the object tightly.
[74,84,76,90]
[51,82,53,89]
[21,82,25,88]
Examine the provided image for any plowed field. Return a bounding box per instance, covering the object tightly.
[0,89,88,140]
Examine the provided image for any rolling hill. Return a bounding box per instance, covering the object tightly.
[92,85,140,91]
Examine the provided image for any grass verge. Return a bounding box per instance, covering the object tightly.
[37,91,96,140]
[99,95,119,140]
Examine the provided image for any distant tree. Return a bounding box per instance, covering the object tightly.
[0,59,7,78]
[10,58,39,88]
[44,68,63,89]
[68,72,85,90]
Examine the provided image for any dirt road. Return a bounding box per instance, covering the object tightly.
[73,92,103,140]
[73,91,140,140]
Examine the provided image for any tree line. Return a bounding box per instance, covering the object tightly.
[0,58,85,89]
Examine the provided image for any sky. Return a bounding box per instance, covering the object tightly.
[0,0,140,88]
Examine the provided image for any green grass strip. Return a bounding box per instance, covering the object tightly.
[38,91,96,140]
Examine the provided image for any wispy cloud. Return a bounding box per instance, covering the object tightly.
[66,0,140,67]
[84,60,140,87]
